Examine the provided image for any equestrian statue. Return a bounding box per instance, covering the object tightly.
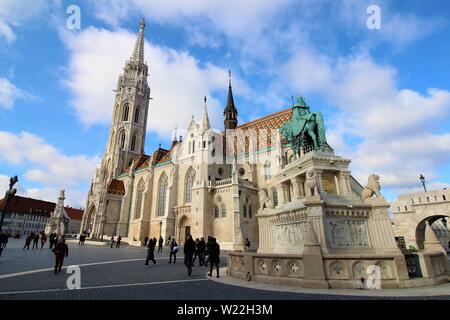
[280,96,327,158]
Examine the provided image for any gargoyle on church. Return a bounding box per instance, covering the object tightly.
[80,19,370,250]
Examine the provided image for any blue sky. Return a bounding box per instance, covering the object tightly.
[1,0,450,207]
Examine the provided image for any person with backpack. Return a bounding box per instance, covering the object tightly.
[184,235,196,276]
[168,238,178,264]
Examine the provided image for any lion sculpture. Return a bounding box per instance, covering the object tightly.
[259,189,274,210]
[305,170,319,197]
[361,174,384,201]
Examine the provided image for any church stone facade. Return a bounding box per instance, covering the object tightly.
[81,20,295,250]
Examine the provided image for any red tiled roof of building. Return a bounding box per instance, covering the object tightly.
[0,195,84,220]
[64,207,84,221]
[107,179,126,195]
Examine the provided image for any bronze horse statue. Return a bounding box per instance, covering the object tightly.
[280,96,327,159]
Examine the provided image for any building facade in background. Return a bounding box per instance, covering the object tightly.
[0,195,83,237]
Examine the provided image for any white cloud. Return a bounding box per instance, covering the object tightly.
[0,0,57,44]
[61,26,249,137]
[90,0,293,38]
[0,131,99,207]
[0,78,32,109]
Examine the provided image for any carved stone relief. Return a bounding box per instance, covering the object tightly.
[327,219,370,248]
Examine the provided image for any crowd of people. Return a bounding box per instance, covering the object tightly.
[3,228,232,279]
[144,234,222,278]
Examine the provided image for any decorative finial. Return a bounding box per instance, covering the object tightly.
[228,70,232,87]
[159,143,161,149]
[173,125,178,141]
[140,18,145,29]
[204,96,207,104]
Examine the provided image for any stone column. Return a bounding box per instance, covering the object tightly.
[315,170,324,193]
[292,176,301,200]
[277,184,286,205]
[339,172,350,195]
[298,176,305,197]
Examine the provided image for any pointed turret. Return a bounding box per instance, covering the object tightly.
[224,70,238,130]
[201,96,211,131]
[131,18,146,64]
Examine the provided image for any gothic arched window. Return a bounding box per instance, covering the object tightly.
[214,206,219,219]
[119,131,126,150]
[184,167,196,204]
[122,104,129,121]
[221,204,227,218]
[157,173,168,217]
[134,179,145,220]
[272,187,278,207]
[131,133,137,152]
[134,107,140,124]
[264,161,271,181]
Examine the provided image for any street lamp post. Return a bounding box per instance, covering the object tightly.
[420,174,427,192]
[0,175,18,257]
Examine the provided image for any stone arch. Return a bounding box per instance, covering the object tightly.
[157,172,168,217]
[122,103,130,121]
[86,205,96,235]
[178,215,190,244]
[415,214,449,250]
[118,130,127,150]
[134,178,145,220]
[184,166,196,204]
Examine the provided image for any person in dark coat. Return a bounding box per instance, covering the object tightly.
[192,238,200,266]
[245,238,251,251]
[158,236,164,252]
[168,238,178,263]
[184,235,196,276]
[204,236,212,266]
[40,233,47,249]
[208,237,220,278]
[32,233,39,249]
[49,233,57,250]
[198,237,206,266]
[52,238,69,274]
[110,235,115,248]
[145,238,157,265]
[23,234,32,250]
[116,235,121,248]
[144,237,149,247]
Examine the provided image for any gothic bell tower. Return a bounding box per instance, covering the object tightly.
[102,19,151,180]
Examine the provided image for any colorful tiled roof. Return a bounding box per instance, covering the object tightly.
[107,179,126,195]
[225,108,293,154]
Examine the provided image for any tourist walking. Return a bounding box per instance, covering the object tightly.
[168,238,178,264]
[145,237,157,265]
[204,236,212,267]
[32,233,40,249]
[192,238,200,266]
[52,238,69,275]
[110,235,115,248]
[40,233,47,249]
[0,232,8,249]
[208,237,221,278]
[144,236,149,247]
[79,233,86,246]
[158,236,163,252]
[245,238,251,251]
[23,234,32,250]
[184,235,196,276]
[116,235,121,248]
[198,237,206,266]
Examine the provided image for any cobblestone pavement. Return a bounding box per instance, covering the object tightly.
[0,239,449,300]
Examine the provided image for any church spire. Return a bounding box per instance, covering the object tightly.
[224,70,238,130]
[131,18,146,64]
[201,96,211,131]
